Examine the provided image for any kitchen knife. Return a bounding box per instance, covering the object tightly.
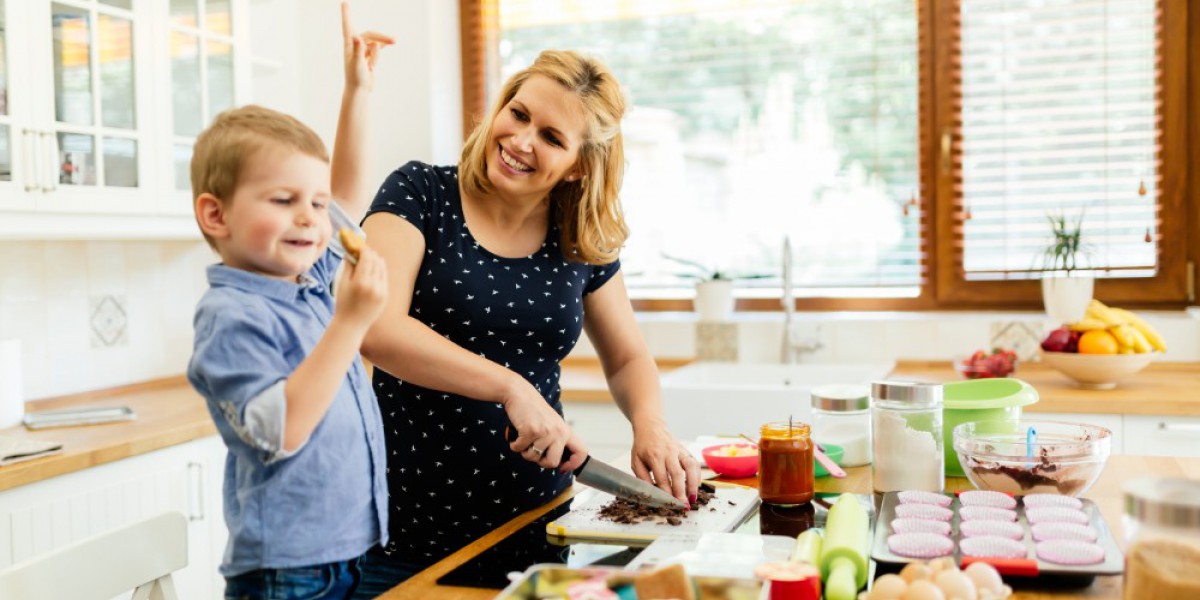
[505,427,688,510]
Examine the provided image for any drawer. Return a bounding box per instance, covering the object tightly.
[1124,415,1200,458]
[1032,412,1124,455]
[563,402,633,448]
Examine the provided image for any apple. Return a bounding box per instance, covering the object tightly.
[1041,327,1074,353]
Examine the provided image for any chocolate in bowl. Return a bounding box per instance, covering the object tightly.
[953,420,1111,497]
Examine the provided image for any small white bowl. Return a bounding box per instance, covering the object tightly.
[1040,350,1156,390]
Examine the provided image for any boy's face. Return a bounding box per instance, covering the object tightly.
[218,148,333,281]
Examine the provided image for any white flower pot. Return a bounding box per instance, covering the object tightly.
[1041,275,1094,324]
[694,280,735,322]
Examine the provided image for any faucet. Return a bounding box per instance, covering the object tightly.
[780,236,823,363]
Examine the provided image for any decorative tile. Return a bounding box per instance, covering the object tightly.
[90,295,129,348]
[989,321,1042,361]
[696,322,738,361]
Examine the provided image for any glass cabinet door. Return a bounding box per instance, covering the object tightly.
[169,0,236,192]
[48,0,141,189]
[0,0,12,184]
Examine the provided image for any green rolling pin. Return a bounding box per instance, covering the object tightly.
[818,494,870,600]
[790,529,823,566]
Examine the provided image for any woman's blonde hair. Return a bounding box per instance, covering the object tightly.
[459,50,629,265]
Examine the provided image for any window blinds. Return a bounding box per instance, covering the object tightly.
[956,0,1160,281]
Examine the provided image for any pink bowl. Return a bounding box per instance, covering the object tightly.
[702,444,759,478]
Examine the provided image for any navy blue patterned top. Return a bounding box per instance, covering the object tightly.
[364,161,620,565]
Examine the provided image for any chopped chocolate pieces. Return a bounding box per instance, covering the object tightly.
[596,483,718,526]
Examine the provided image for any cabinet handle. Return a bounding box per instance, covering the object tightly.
[187,461,205,522]
[1157,422,1200,433]
[22,129,40,192]
[41,132,58,193]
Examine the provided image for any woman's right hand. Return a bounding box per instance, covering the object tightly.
[502,376,588,472]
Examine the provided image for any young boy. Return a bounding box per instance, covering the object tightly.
[186,4,393,598]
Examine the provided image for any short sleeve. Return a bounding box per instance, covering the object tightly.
[189,299,296,462]
[365,161,434,232]
[584,258,621,295]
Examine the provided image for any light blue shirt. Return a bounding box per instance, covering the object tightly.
[187,250,388,577]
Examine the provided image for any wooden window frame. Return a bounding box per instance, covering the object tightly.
[460,0,1197,312]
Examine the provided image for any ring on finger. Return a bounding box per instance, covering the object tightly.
[529,446,544,455]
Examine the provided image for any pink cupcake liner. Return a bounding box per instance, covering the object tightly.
[1030,522,1098,543]
[891,518,952,536]
[1022,494,1083,511]
[959,505,1018,522]
[960,535,1028,559]
[1025,507,1089,525]
[887,532,955,559]
[894,503,954,522]
[1036,540,1105,565]
[898,490,953,508]
[960,490,1017,510]
[960,519,1024,541]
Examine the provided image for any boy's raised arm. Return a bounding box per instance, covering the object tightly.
[331,1,394,221]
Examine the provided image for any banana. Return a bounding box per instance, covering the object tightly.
[1127,326,1153,353]
[1109,324,1137,352]
[1108,307,1167,352]
[1068,318,1107,332]
[1086,299,1125,328]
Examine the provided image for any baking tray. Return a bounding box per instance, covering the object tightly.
[870,492,1123,583]
[23,405,136,429]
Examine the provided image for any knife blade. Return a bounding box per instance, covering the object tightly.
[505,426,688,510]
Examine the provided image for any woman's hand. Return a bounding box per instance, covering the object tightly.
[501,376,589,473]
[341,1,394,91]
[631,419,702,506]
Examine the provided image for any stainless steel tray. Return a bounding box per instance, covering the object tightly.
[23,405,136,430]
[870,492,1123,579]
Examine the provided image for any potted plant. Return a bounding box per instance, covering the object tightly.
[1039,212,1093,324]
[662,254,764,321]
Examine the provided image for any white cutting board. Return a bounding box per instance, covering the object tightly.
[546,485,761,543]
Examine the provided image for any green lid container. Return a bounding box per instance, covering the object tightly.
[942,378,1039,476]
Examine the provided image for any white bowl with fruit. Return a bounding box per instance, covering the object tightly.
[1039,300,1164,390]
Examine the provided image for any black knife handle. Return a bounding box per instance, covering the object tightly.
[504,426,590,475]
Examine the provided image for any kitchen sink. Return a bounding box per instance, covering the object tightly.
[659,361,895,440]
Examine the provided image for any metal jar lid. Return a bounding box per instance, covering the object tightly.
[871,381,943,407]
[811,384,870,412]
[1124,477,1200,530]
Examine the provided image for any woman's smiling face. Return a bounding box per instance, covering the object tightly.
[486,74,588,203]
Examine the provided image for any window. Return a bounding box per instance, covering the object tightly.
[463,0,1195,309]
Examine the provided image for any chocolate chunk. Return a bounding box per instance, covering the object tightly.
[597,486,717,526]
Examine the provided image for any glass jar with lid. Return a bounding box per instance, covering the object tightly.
[758,421,814,505]
[1123,477,1200,599]
[871,381,943,493]
[811,384,871,467]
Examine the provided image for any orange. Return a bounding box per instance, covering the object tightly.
[1078,330,1120,354]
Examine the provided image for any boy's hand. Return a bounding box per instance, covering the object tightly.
[334,246,388,330]
[342,1,394,91]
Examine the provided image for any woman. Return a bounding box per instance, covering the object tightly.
[354,50,700,595]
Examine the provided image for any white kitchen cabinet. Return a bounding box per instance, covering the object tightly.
[0,435,226,600]
[0,0,250,240]
[1028,411,1125,455]
[562,401,632,463]
[1123,414,1200,458]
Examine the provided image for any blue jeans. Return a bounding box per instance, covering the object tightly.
[350,546,424,599]
[225,556,363,600]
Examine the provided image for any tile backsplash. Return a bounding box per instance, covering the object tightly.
[0,241,214,399]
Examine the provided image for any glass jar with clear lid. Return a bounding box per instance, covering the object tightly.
[1122,477,1200,599]
[871,381,943,493]
[811,384,871,467]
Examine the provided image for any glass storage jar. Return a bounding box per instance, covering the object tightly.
[811,384,871,467]
[872,381,943,493]
[1122,477,1200,600]
[758,421,814,505]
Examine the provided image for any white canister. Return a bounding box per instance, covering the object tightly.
[0,339,24,428]
[811,384,872,467]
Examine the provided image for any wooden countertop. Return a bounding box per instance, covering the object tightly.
[563,360,1200,417]
[381,454,1200,600]
[0,377,215,492]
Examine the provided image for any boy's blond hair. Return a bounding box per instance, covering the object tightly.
[191,105,329,248]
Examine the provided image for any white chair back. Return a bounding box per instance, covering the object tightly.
[0,511,188,600]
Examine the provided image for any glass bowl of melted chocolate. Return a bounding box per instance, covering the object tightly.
[953,420,1112,497]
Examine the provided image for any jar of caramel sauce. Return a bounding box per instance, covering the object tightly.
[758,421,815,505]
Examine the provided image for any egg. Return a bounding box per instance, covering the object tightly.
[867,574,909,600]
[900,579,946,600]
[900,561,933,583]
[963,562,1005,596]
[934,569,977,600]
